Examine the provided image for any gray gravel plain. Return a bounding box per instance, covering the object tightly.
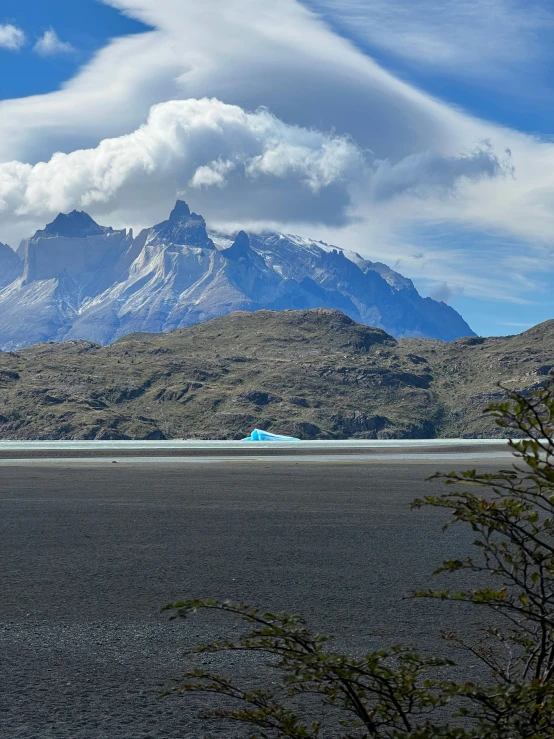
[0,457,505,738]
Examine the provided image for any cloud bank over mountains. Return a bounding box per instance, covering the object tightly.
[0,98,507,238]
[1,0,554,317]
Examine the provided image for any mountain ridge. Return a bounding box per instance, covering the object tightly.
[0,308,549,441]
[0,201,474,349]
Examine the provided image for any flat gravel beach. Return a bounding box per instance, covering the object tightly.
[0,453,507,738]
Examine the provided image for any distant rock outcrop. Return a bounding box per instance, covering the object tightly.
[34,210,110,239]
[148,200,216,249]
[0,201,475,349]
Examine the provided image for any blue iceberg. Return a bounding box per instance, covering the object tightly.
[242,429,300,442]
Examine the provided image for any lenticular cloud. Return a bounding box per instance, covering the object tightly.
[0,98,365,227]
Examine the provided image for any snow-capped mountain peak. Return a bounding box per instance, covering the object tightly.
[149,199,215,249]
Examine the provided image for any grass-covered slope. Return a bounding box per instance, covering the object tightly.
[0,309,551,440]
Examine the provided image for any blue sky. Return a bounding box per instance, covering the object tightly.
[0,0,148,99]
[1,0,554,337]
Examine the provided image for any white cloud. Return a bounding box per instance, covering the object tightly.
[190,159,236,188]
[0,98,503,244]
[0,23,25,51]
[0,98,365,231]
[369,143,512,201]
[33,28,75,56]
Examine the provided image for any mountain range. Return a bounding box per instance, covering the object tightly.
[0,201,473,350]
[0,308,550,441]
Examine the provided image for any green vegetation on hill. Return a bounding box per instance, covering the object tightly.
[0,308,551,440]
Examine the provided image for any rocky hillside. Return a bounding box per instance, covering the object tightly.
[0,201,473,350]
[0,309,550,440]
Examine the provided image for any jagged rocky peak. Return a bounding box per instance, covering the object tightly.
[34,210,110,239]
[169,199,191,221]
[150,200,215,249]
[223,230,252,261]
